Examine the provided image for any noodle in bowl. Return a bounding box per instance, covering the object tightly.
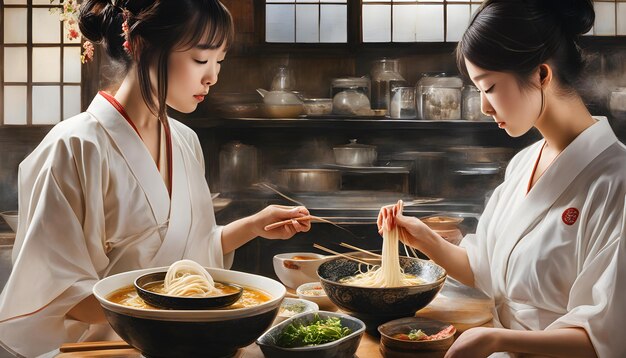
[318,256,446,326]
[93,266,285,357]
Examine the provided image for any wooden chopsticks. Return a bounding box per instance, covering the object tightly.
[264,215,320,231]
[313,243,373,266]
[339,242,381,258]
[59,341,132,353]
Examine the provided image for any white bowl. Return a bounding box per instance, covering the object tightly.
[296,282,337,311]
[273,252,330,289]
[0,211,18,232]
[93,266,286,357]
[274,297,319,324]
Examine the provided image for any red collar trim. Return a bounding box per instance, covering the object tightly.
[98,91,172,196]
[99,91,142,139]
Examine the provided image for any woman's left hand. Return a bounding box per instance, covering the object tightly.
[445,327,499,358]
[253,205,311,240]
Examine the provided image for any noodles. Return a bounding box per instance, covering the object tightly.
[339,226,425,287]
[162,259,218,297]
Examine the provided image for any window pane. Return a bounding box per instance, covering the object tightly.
[296,0,318,2]
[63,86,82,118]
[63,47,82,82]
[34,0,60,4]
[3,0,27,4]
[33,47,61,82]
[471,4,481,17]
[4,86,28,125]
[594,2,616,35]
[267,0,294,2]
[321,0,346,2]
[266,5,295,42]
[33,86,61,124]
[4,47,28,82]
[618,3,626,36]
[33,8,61,43]
[415,5,443,42]
[363,5,391,42]
[393,5,417,42]
[320,5,347,42]
[4,9,28,44]
[296,4,319,42]
[447,5,470,42]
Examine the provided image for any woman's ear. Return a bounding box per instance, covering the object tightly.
[539,63,553,88]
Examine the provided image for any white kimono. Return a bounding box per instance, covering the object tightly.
[461,117,626,358]
[0,93,233,357]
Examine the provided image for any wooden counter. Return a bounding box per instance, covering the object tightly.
[57,279,492,358]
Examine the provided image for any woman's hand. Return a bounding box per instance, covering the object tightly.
[444,327,499,358]
[253,205,311,240]
[377,200,439,255]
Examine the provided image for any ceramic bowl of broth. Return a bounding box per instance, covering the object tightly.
[317,257,446,328]
[93,266,285,358]
[273,252,330,289]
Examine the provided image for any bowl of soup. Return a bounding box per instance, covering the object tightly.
[273,252,330,289]
[317,257,446,329]
[93,266,285,358]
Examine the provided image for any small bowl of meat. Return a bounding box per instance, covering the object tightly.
[378,317,456,352]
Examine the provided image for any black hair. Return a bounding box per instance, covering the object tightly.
[456,0,594,94]
[79,0,234,121]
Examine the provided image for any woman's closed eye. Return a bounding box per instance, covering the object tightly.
[484,84,495,94]
[194,59,208,64]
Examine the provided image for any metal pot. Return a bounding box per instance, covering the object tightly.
[280,169,341,192]
[333,139,377,166]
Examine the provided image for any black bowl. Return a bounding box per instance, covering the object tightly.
[134,271,243,310]
[318,257,446,327]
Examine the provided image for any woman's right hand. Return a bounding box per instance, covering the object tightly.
[377,200,438,254]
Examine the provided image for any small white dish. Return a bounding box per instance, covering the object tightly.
[274,297,318,324]
[0,211,18,232]
[296,282,336,311]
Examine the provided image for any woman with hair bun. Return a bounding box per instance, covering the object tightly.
[380,1,626,357]
[0,1,311,356]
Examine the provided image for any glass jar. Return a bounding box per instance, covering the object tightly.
[416,73,462,120]
[389,86,416,119]
[330,77,371,100]
[370,59,406,112]
[332,87,371,116]
[462,85,491,121]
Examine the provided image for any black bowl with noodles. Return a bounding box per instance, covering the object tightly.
[134,271,243,310]
[317,257,446,331]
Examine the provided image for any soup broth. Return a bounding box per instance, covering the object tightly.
[291,255,318,260]
[107,284,271,310]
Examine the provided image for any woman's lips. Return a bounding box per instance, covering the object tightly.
[193,95,205,102]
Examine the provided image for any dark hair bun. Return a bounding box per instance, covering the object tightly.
[540,0,595,37]
[79,0,126,60]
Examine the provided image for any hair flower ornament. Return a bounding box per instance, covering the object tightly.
[50,0,94,63]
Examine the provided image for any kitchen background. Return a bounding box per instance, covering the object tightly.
[1,0,625,305]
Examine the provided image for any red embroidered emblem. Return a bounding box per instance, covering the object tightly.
[562,208,579,225]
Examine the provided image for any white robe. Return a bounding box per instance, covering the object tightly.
[0,93,233,357]
[461,117,626,358]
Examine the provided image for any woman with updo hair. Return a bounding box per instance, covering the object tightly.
[379,1,626,357]
[0,1,311,356]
